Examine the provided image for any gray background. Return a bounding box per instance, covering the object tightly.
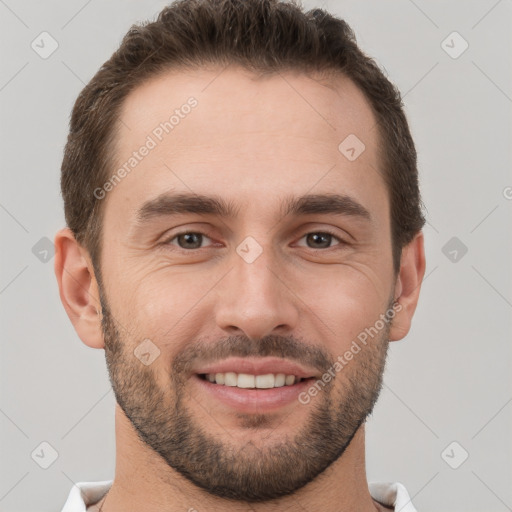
[1,1,511,511]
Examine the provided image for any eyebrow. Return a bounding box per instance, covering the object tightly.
[135,192,372,224]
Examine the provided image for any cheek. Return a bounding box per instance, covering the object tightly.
[124,267,215,349]
[292,264,388,348]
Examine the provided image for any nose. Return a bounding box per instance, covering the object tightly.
[214,243,299,341]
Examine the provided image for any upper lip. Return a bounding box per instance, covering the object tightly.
[194,357,319,379]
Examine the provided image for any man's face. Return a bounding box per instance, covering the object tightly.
[98,67,396,501]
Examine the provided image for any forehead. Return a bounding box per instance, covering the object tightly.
[117,65,379,153]
[104,65,386,229]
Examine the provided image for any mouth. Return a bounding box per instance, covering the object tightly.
[191,357,320,412]
[197,372,314,389]
[193,370,318,414]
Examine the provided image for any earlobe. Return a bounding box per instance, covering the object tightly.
[389,231,426,342]
[54,228,105,349]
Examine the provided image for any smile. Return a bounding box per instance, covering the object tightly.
[199,372,307,389]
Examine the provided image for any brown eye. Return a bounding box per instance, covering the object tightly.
[167,232,212,250]
[297,231,343,250]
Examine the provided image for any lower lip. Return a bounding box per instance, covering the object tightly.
[193,375,314,413]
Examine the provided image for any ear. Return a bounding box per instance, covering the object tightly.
[54,227,105,349]
[389,231,426,341]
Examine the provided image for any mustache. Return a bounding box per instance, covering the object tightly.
[171,334,334,376]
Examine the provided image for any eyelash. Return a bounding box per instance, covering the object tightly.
[162,229,348,252]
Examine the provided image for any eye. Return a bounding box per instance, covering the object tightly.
[162,230,347,252]
[295,231,345,250]
[165,231,214,250]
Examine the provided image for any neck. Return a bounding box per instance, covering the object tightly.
[101,404,382,512]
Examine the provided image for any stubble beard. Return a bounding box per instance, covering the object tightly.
[99,287,391,503]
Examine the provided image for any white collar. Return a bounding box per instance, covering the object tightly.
[61,480,418,511]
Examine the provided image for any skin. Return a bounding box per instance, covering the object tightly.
[54,66,425,512]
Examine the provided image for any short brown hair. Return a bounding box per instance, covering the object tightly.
[61,0,425,276]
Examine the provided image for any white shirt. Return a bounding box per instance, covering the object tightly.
[60,480,418,511]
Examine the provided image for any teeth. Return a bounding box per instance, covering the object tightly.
[255,374,274,388]
[274,373,286,387]
[203,372,303,389]
[224,372,237,387]
[237,374,255,388]
[285,374,295,386]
